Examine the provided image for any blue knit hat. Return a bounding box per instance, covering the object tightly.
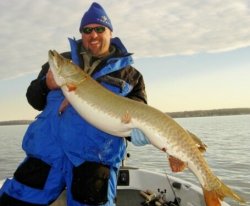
[79,2,113,32]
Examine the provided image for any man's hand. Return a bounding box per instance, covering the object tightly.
[46,69,59,90]
[59,98,70,114]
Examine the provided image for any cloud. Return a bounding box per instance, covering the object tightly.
[0,0,250,80]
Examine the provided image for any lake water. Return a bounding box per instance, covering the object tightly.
[0,115,249,206]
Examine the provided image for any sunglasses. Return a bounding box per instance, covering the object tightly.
[81,26,106,34]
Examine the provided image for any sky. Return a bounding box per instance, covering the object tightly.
[0,0,250,121]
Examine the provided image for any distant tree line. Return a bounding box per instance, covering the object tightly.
[0,120,33,126]
[167,108,250,118]
[0,108,250,125]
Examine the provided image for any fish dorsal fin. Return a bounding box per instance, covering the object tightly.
[187,130,207,153]
[168,155,187,173]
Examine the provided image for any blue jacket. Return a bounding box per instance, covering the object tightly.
[22,90,65,167]
[23,38,135,168]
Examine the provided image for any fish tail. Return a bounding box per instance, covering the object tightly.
[203,178,246,206]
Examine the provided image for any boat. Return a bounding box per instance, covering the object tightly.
[0,165,231,206]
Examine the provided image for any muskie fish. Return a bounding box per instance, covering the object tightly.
[48,50,245,206]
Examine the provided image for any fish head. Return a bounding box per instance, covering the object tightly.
[48,50,83,87]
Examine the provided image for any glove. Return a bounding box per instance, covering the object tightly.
[130,128,150,146]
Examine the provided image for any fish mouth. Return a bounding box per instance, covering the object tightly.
[48,50,61,70]
[49,50,54,55]
[48,50,64,86]
[48,50,56,59]
[48,50,56,67]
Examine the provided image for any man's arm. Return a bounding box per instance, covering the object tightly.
[127,74,147,104]
[114,65,147,104]
[122,67,150,146]
[129,71,150,145]
[26,63,50,111]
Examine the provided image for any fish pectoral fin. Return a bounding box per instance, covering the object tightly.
[121,111,132,124]
[66,83,77,91]
[168,155,187,173]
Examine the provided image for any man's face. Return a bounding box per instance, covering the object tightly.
[82,24,112,57]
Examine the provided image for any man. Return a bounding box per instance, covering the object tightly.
[0,2,149,206]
